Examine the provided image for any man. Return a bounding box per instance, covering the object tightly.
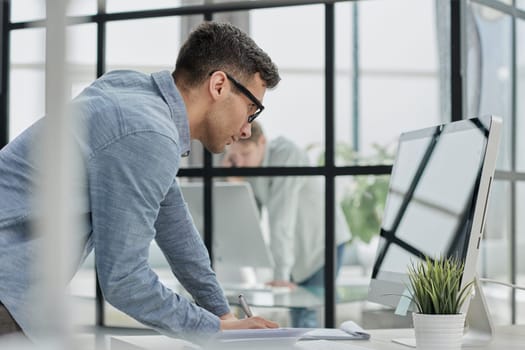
[0,22,280,339]
[222,121,351,327]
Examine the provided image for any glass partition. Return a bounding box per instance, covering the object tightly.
[479,180,512,325]
[470,4,512,171]
[516,182,525,324]
[250,5,325,158]
[517,18,525,172]
[10,0,96,22]
[9,28,45,139]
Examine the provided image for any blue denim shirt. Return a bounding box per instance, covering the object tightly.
[0,70,230,339]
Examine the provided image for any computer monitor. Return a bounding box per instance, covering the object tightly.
[367,115,501,346]
[179,181,275,271]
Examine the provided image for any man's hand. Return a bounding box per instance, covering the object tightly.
[220,316,279,330]
[219,312,237,321]
[266,280,297,289]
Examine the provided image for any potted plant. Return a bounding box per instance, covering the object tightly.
[406,256,474,350]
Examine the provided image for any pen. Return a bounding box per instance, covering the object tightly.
[238,293,253,317]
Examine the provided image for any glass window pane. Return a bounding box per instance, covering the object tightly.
[206,176,327,327]
[519,0,525,10]
[470,5,512,171]
[67,0,97,17]
[67,23,98,97]
[479,180,512,325]
[106,0,203,13]
[250,5,325,160]
[335,2,356,164]
[518,19,525,172]
[10,0,45,22]
[338,0,442,166]
[336,175,391,328]
[10,0,96,22]
[68,256,96,327]
[9,28,45,139]
[9,24,97,140]
[106,17,182,71]
[516,182,525,324]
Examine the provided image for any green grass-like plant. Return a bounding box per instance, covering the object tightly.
[407,256,474,315]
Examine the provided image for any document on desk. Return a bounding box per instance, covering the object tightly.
[301,328,370,341]
[300,321,370,341]
[206,328,310,349]
[294,340,371,350]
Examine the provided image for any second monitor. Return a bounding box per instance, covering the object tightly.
[179,181,275,270]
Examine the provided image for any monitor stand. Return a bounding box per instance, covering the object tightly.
[392,276,494,348]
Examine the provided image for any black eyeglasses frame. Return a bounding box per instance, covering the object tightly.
[210,71,265,123]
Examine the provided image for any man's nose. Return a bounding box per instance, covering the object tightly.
[240,122,252,139]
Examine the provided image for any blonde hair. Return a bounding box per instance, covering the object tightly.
[241,120,264,144]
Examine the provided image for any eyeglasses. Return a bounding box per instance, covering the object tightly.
[211,71,265,123]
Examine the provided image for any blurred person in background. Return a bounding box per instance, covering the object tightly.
[222,121,351,327]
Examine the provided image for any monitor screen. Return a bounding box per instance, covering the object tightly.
[179,181,275,270]
[368,115,501,315]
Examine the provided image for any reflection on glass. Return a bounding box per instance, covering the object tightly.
[471,5,512,170]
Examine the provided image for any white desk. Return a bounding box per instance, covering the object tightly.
[110,325,525,349]
[346,326,525,349]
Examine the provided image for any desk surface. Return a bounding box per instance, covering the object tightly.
[349,325,525,349]
[110,325,525,350]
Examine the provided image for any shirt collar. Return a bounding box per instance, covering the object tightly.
[151,71,191,157]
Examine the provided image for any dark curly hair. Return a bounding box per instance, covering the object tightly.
[173,21,280,91]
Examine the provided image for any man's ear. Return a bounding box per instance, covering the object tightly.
[208,71,228,101]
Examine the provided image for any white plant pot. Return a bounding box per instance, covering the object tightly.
[413,313,466,350]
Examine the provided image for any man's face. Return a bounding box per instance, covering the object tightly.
[201,72,266,154]
[226,138,266,167]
